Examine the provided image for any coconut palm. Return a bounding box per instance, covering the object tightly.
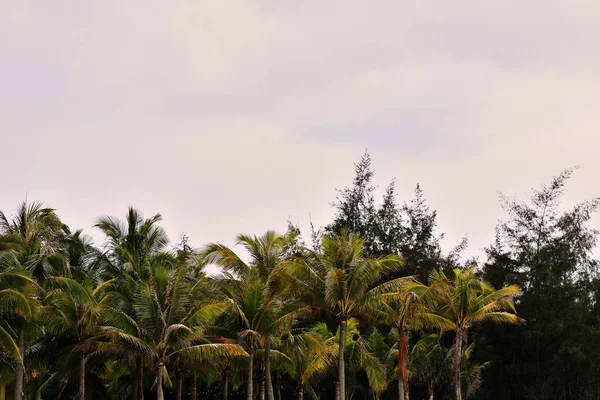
[41,276,117,399]
[104,257,246,400]
[0,359,12,400]
[378,288,420,400]
[0,270,38,363]
[341,321,388,399]
[212,270,304,400]
[64,229,113,283]
[456,343,489,399]
[0,202,68,400]
[95,207,169,399]
[406,268,522,400]
[409,333,490,400]
[278,327,335,400]
[306,319,387,399]
[95,207,168,279]
[0,202,67,281]
[408,334,449,400]
[277,230,403,400]
[201,231,301,400]
[0,268,40,400]
[380,275,452,400]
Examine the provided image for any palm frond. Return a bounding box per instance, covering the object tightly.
[172,343,247,361]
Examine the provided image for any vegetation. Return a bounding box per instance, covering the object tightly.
[1,152,598,399]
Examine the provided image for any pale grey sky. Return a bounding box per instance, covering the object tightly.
[2,1,599,268]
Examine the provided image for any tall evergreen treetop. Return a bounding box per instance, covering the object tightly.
[326,151,378,254]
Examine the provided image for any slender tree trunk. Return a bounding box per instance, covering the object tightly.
[138,358,145,400]
[176,368,183,400]
[36,390,41,400]
[192,372,197,400]
[398,380,404,400]
[79,351,86,400]
[222,371,229,400]
[156,362,164,400]
[297,387,304,400]
[247,350,254,400]
[260,374,265,400]
[397,327,408,400]
[428,387,434,400]
[337,320,347,400]
[454,330,463,400]
[265,337,274,400]
[14,330,24,400]
[274,372,281,400]
[0,384,5,400]
[132,362,139,400]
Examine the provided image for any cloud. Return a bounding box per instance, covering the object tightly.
[2,0,600,270]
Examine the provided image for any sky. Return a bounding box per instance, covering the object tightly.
[2,1,600,270]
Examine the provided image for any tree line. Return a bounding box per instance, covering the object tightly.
[0,152,598,400]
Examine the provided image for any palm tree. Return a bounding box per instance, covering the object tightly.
[0,202,63,400]
[212,269,303,400]
[0,269,39,400]
[456,343,489,399]
[409,333,489,400]
[0,271,38,361]
[41,276,116,399]
[201,231,300,400]
[104,257,246,400]
[95,207,168,279]
[335,320,387,399]
[277,230,403,400]
[406,268,522,400]
[408,334,447,400]
[375,277,441,400]
[0,359,12,400]
[0,202,67,281]
[95,207,169,399]
[278,327,335,400]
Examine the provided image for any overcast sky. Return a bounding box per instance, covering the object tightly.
[2,1,600,269]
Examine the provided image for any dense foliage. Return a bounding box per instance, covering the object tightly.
[0,152,597,400]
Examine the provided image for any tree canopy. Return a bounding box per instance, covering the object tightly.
[1,152,597,400]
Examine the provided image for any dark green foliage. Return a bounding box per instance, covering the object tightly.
[2,152,600,400]
[478,168,600,399]
[326,152,462,282]
[326,150,379,254]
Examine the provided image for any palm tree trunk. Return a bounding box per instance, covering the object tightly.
[397,328,408,400]
[337,320,347,400]
[221,366,229,400]
[275,372,281,400]
[0,384,5,400]
[138,358,145,400]
[156,362,164,400]
[398,380,404,400]
[192,372,197,400]
[265,337,275,400]
[222,371,229,400]
[260,374,265,400]
[176,368,183,400]
[453,330,463,400]
[247,350,254,400]
[79,351,86,400]
[132,362,139,400]
[297,387,304,400]
[14,330,24,400]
